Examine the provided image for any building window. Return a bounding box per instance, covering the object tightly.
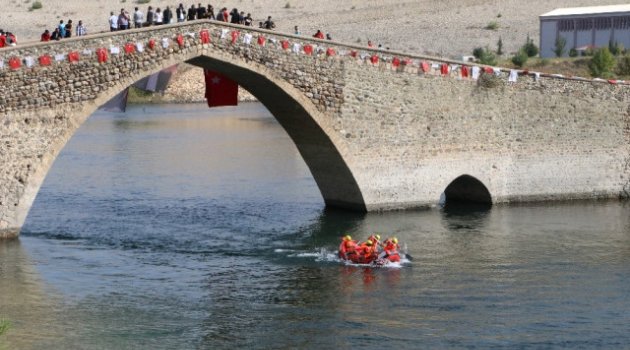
[559,19,575,32]
[576,18,593,31]
[594,17,611,30]
[613,16,630,30]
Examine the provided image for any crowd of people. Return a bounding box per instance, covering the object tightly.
[0,29,17,47]
[105,3,274,31]
[338,234,401,264]
[39,19,87,42]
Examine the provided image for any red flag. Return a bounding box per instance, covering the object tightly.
[96,48,108,63]
[204,69,238,107]
[148,39,156,50]
[200,29,210,44]
[370,54,379,65]
[440,64,449,75]
[421,61,430,73]
[124,43,135,54]
[461,65,469,78]
[350,50,357,58]
[8,57,21,70]
[303,44,313,55]
[281,40,290,50]
[231,31,239,44]
[39,55,52,66]
[257,35,266,46]
[484,67,493,74]
[392,57,400,68]
[176,34,185,48]
[68,51,80,62]
[326,48,335,56]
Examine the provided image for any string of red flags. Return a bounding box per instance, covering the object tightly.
[1,26,628,88]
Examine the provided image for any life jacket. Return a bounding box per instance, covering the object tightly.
[357,243,376,264]
[381,242,400,262]
[338,239,357,260]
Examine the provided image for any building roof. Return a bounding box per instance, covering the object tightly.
[540,4,630,18]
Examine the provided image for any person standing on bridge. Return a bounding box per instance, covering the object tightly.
[76,20,87,36]
[207,5,215,20]
[196,3,207,19]
[133,7,144,28]
[118,9,130,30]
[154,8,163,25]
[187,4,197,21]
[58,20,66,38]
[109,12,118,31]
[176,4,186,22]
[163,6,173,25]
[64,20,73,38]
[146,6,155,27]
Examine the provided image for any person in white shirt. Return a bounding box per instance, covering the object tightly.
[154,8,163,25]
[133,7,144,28]
[109,12,118,31]
[76,20,87,36]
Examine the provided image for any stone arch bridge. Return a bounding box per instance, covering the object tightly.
[1,20,629,238]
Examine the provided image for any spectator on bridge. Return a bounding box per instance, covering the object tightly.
[76,20,87,36]
[326,33,332,40]
[58,20,66,38]
[244,13,253,26]
[40,29,51,41]
[229,8,240,24]
[294,26,301,35]
[207,5,215,20]
[187,4,197,21]
[313,30,324,39]
[176,4,186,22]
[217,7,228,22]
[154,8,163,25]
[197,3,207,19]
[367,40,374,48]
[239,11,246,24]
[163,6,173,24]
[64,20,73,38]
[264,16,275,30]
[50,28,61,40]
[134,7,144,28]
[118,9,131,30]
[109,12,118,31]
[146,6,155,27]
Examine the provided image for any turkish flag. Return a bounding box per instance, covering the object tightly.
[204,69,238,107]
[392,57,400,68]
[200,29,210,44]
[440,63,449,75]
[39,55,52,66]
[68,51,80,62]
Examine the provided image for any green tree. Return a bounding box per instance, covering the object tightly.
[617,54,630,76]
[511,50,528,67]
[553,36,567,57]
[588,48,616,78]
[522,34,539,57]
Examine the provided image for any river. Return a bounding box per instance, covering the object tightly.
[1,103,630,349]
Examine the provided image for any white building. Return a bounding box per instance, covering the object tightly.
[539,4,630,57]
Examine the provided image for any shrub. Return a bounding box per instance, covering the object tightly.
[609,41,624,56]
[617,55,630,76]
[553,36,567,57]
[485,21,499,30]
[478,47,497,66]
[588,48,616,77]
[31,1,42,9]
[569,48,578,57]
[511,50,528,67]
[0,320,10,336]
[522,34,539,57]
[136,0,150,4]
[472,47,484,59]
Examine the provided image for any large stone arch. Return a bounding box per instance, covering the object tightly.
[10,48,367,236]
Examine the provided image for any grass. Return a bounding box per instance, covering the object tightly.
[485,21,499,30]
[0,320,10,337]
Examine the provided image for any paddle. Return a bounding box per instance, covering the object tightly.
[404,254,414,261]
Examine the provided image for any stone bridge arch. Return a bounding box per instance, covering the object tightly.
[2,20,630,238]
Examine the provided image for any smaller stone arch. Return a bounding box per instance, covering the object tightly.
[442,175,492,206]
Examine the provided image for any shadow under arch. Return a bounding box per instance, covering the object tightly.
[442,174,492,211]
[15,50,368,230]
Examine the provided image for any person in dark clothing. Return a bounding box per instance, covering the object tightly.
[196,3,206,19]
[264,16,275,30]
[187,5,197,20]
[207,5,215,20]
[163,6,172,24]
[244,13,252,26]
[230,8,240,24]
[176,4,186,22]
[146,6,154,26]
[50,28,61,40]
[64,20,73,38]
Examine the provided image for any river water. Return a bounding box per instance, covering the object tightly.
[1,103,630,349]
